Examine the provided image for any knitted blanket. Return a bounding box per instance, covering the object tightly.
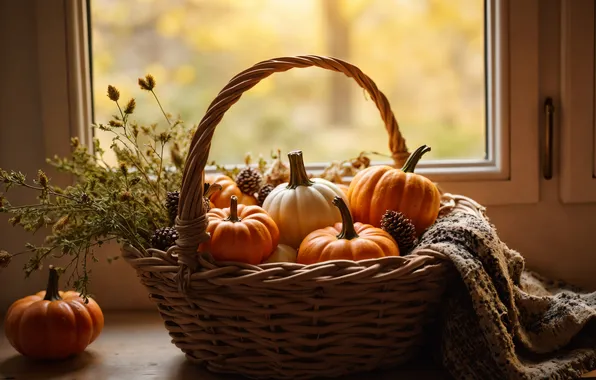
[416,202,596,380]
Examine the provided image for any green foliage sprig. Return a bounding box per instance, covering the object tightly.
[0,75,192,296]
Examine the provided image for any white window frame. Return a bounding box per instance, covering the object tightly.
[47,0,538,206]
[559,0,596,203]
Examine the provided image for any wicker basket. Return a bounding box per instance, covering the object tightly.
[121,55,485,379]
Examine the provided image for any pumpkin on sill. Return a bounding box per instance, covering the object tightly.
[297,196,400,264]
[347,144,441,236]
[3,266,104,360]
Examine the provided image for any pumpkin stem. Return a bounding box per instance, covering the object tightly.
[287,150,313,189]
[401,145,431,173]
[333,196,359,240]
[204,183,222,199]
[226,195,241,222]
[43,265,62,301]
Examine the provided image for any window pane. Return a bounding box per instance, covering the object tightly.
[90,0,486,166]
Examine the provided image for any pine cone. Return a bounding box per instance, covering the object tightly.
[236,167,262,195]
[257,184,275,206]
[150,226,179,251]
[380,210,418,254]
[165,191,179,225]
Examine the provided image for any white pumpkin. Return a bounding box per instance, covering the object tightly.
[263,244,297,263]
[262,150,348,248]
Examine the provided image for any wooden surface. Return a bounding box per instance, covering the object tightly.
[0,311,594,380]
[0,311,451,380]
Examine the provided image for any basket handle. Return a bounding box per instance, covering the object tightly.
[172,55,409,289]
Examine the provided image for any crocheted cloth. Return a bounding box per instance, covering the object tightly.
[417,210,596,380]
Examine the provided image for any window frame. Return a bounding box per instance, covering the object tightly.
[423,0,539,205]
[559,0,596,204]
[54,0,538,206]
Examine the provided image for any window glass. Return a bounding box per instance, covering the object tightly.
[90,0,486,165]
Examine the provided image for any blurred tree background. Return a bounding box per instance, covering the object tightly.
[90,0,486,166]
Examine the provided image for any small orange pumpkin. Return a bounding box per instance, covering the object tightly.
[347,145,441,236]
[297,196,399,264]
[206,174,258,208]
[200,195,279,264]
[4,266,104,360]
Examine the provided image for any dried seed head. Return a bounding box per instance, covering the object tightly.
[109,120,123,128]
[107,85,120,101]
[170,144,184,169]
[158,132,170,143]
[9,214,21,226]
[124,98,136,114]
[81,193,90,203]
[52,214,70,232]
[119,162,128,176]
[119,191,133,202]
[37,170,48,188]
[0,250,11,268]
[138,78,148,90]
[138,74,156,91]
[146,74,156,89]
[70,137,80,148]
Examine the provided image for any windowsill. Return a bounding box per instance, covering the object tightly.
[1,311,595,379]
[0,311,448,379]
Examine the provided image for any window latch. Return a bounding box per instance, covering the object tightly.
[543,98,555,180]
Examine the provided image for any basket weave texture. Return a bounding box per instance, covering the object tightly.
[121,55,485,379]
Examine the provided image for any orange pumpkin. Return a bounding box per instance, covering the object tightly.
[200,195,279,264]
[4,266,104,360]
[206,174,258,208]
[297,196,399,264]
[347,145,441,236]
